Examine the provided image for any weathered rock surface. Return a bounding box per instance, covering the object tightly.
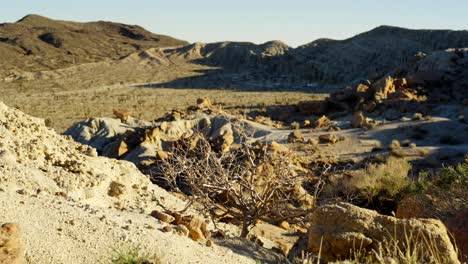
[0,223,23,264]
[308,202,459,263]
[0,102,168,211]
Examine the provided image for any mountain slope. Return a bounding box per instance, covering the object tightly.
[294,26,468,83]
[0,14,188,72]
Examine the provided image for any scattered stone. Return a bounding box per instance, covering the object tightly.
[319,134,339,144]
[351,111,375,128]
[308,202,459,262]
[83,146,98,157]
[186,216,211,241]
[290,121,301,130]
[314,115,332,128]
[150,210,175,224]
[205,239,213,247]
[0,223,23,264]
[162,225,173,233]
[288,130,304,143]
[113,109,131,122]
[268,141,289,153]
[196,97,212,109]
[412,113,424,120]
[279,221,290,230]
[175,225,189,236]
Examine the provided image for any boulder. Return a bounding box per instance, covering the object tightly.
[397,194,468,260]
[183,216,210,242]
[196,97,212,109]
[150,210,175,224]
[308,203,459,263]
[319,134,339,144]
[288,130,304,143]
[373,76,396,101]
[208,117,234,152]
[0,223,23,264]
[268,141,290,153]
[351,111,375,129]
[314,115,332,128]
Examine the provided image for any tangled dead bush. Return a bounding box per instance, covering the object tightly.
[152,133,306,237]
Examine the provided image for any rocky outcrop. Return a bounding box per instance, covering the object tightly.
[0,223,23,264]
[65,100,275,179]
[0,102,168,211]
[308,202,459,263]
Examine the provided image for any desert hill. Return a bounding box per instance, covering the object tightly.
[0,14,188,72]
[2,15,468,86]
[294,25,468,82]
[169,25,468,83]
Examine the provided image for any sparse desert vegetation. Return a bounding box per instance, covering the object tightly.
[0,10,467,264]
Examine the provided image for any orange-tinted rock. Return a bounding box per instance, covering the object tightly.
[314,115,332,128]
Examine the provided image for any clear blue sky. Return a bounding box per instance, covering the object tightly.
[2,0,467,47]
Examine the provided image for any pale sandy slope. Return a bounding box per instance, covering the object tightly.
[0,191,253,264]
[0,101,254,264]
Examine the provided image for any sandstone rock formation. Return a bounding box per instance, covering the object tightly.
[65,102,271,167]
[0,102,167,211]
[308,202,459,263]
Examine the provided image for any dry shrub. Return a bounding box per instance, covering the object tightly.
[348,157,411,201]
[324,157,411,207]
[154,133,306,237]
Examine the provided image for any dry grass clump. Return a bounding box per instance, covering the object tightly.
[154,133,306,237]
[322,157,411,207]
[110,247,164,264]
[347,157,411,202]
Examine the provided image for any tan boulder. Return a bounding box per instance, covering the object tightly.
[298,100,328,115]
[0,223,23,264]
[314,115,332,128]
[373,76,396,101]
[268,141,290,153]
[182,216,210,242]
[175,225,190,236]
[196,97,212,109]
[351,111,375,129]
[113,109,131,122]
[319,134,339,144]
[397,194,468,260]
[150,210,175,224]
[288,130,304,143]
[308,203,459,263]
